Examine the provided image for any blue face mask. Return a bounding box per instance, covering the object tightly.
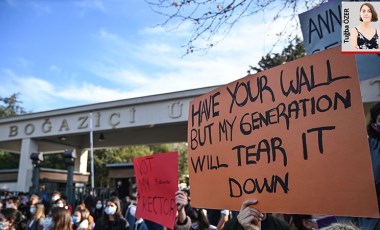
[96,203,102,209]
[30,207,36,214]
[72,216,79,224]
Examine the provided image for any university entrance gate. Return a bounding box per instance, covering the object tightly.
[0,86,217,192]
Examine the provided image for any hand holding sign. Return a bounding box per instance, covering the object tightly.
[188,46,379,217]
[134,152,178,229]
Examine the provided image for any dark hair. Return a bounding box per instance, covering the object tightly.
[292,214,312,230]
[188,208,210,230]
[360,3,378,22]
[368,102,380,139]
[0,208,18,225]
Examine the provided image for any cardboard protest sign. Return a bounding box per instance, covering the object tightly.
[187,46,379,217]
[134,152,178,229]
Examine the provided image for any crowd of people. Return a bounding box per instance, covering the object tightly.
[0,188,367,230]
[2,102,380,230]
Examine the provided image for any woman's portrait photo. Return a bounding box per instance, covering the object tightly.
[350,3,379,50]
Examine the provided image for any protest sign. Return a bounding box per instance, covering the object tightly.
[134,152,178,229]
[298,0,380,81]
[187,46,379,217]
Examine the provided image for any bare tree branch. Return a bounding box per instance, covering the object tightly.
[144,0,326,54]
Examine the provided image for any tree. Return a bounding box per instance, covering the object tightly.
[0,93,27,169]
[0,152,19,169]
[145,0,325,53]
[0,93,26,118]
[89,143,189,187]
[40,153,66,170]
[248,36,305,74]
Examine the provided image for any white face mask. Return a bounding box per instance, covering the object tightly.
[57,203,64,208]
[129,205,137,217]
[105,206,116,215]
[5,203,12,209]
[51,196,60,202]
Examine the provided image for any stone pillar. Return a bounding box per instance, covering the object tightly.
[30,152,43,194]
[64,149,76,206]
[74,149,88,174]
[17,138,38,192]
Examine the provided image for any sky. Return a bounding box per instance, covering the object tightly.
[0,0,295,113]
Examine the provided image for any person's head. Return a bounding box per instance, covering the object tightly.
[104,196,122,218]
[71,210,81,226]
[94,198,103,210]
[5,197,18,210]
[54,198,66,208]
[31,202,45,221]
[368,102,380,139]
[51,207,71,230]
[0,208,18,230]
[360,3,378,22]
[292,215,317,230]
[320,223,359,230]
[51,192,61,203]
[29,194,40,206]
[187,208,210,229]
[129,193,137,206]
[18,192,28,206]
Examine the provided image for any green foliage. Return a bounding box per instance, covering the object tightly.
[0,152,19,169]
[0,93,27,170]
[249,36,305,73]
[40,153,66,169]
[0,93,26,118]
[89,143,189,187]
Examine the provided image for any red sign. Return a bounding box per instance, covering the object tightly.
[134,152,178,229]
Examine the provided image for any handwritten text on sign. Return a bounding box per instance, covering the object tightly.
[134,152,178,229]
[187,46,378,217]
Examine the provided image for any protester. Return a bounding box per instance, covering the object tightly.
[92,198,103,223]
[72,208,91,230]
[0,208,18,230]
[5,196,27,230]
[50,206,72,230]
[125,193,148,230]
[26,202,45,230]
[27,195,41,220]
[206,209,229,230]
[359,102,380,229]
[223,199,289,230]
[174,191,216,230]
[93,196,128,230]
[319,223,359,230]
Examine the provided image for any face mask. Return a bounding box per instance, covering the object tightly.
[129,205,137,217]
[30,207,36,214]
[105,206,116,215]
[0,221,8,230]
[57,203,64,208]
[96,204,102,209]
[72,216,79,224]
[44,217,53,229]
[5,203,12,209]
[52,196,59,202]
